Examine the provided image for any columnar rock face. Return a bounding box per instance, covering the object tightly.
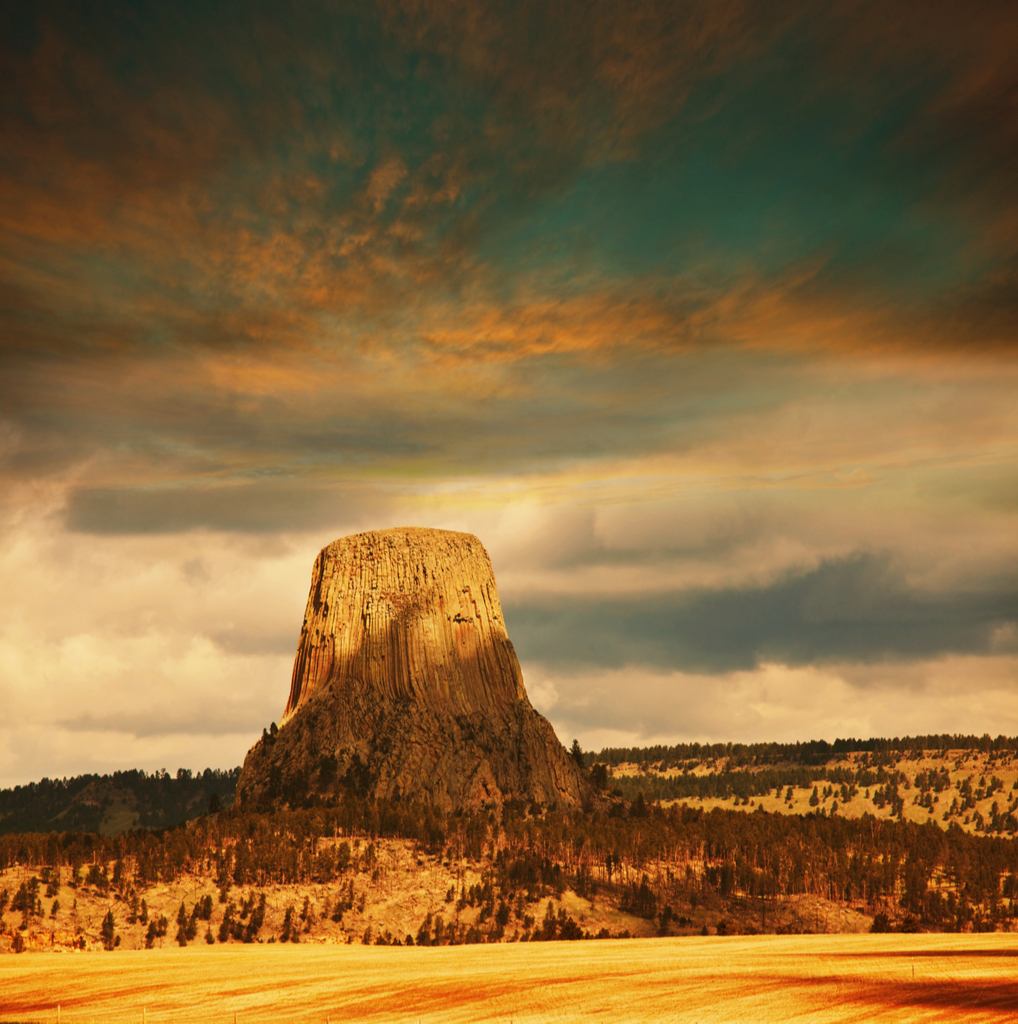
[237,527,587,811]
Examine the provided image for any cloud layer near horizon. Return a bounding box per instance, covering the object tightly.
[0,1,1016,785]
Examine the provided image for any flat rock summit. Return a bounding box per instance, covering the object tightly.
[237,527,587,810]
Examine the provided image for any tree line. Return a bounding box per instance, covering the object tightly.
[594,734,1018,769]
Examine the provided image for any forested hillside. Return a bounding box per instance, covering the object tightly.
[0,768,239,837]
[3,747,1018,951]
[4,737,1018,953]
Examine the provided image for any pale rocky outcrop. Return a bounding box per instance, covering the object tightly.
[237,527,587,811]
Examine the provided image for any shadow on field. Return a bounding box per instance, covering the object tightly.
[840,948,1018,959]
[843,980,1018,1011]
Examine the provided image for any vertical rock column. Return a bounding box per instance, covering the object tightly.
[283,527,527,722]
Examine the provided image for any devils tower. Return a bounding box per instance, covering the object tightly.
[237,527,587,810]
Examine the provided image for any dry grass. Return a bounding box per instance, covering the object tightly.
[3,934,1018,1023]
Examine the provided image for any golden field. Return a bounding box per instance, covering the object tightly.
[2,934,1018,1023]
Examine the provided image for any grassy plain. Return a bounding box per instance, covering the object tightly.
[2,934,1017,1023]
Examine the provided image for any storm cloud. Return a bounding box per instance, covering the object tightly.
[506,554,1018,674]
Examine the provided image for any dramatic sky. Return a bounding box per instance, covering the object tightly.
[1,1,1016,786]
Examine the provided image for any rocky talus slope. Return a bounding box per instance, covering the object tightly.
[237,527,587,810]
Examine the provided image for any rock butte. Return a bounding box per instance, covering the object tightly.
[237,527,587,810]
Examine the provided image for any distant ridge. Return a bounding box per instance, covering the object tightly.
[595,734,1018,768]
[0,768,238,837]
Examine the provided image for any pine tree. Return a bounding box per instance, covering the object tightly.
[101,909,116,950]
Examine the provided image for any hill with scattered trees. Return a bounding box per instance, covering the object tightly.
[590,737,1018,839]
